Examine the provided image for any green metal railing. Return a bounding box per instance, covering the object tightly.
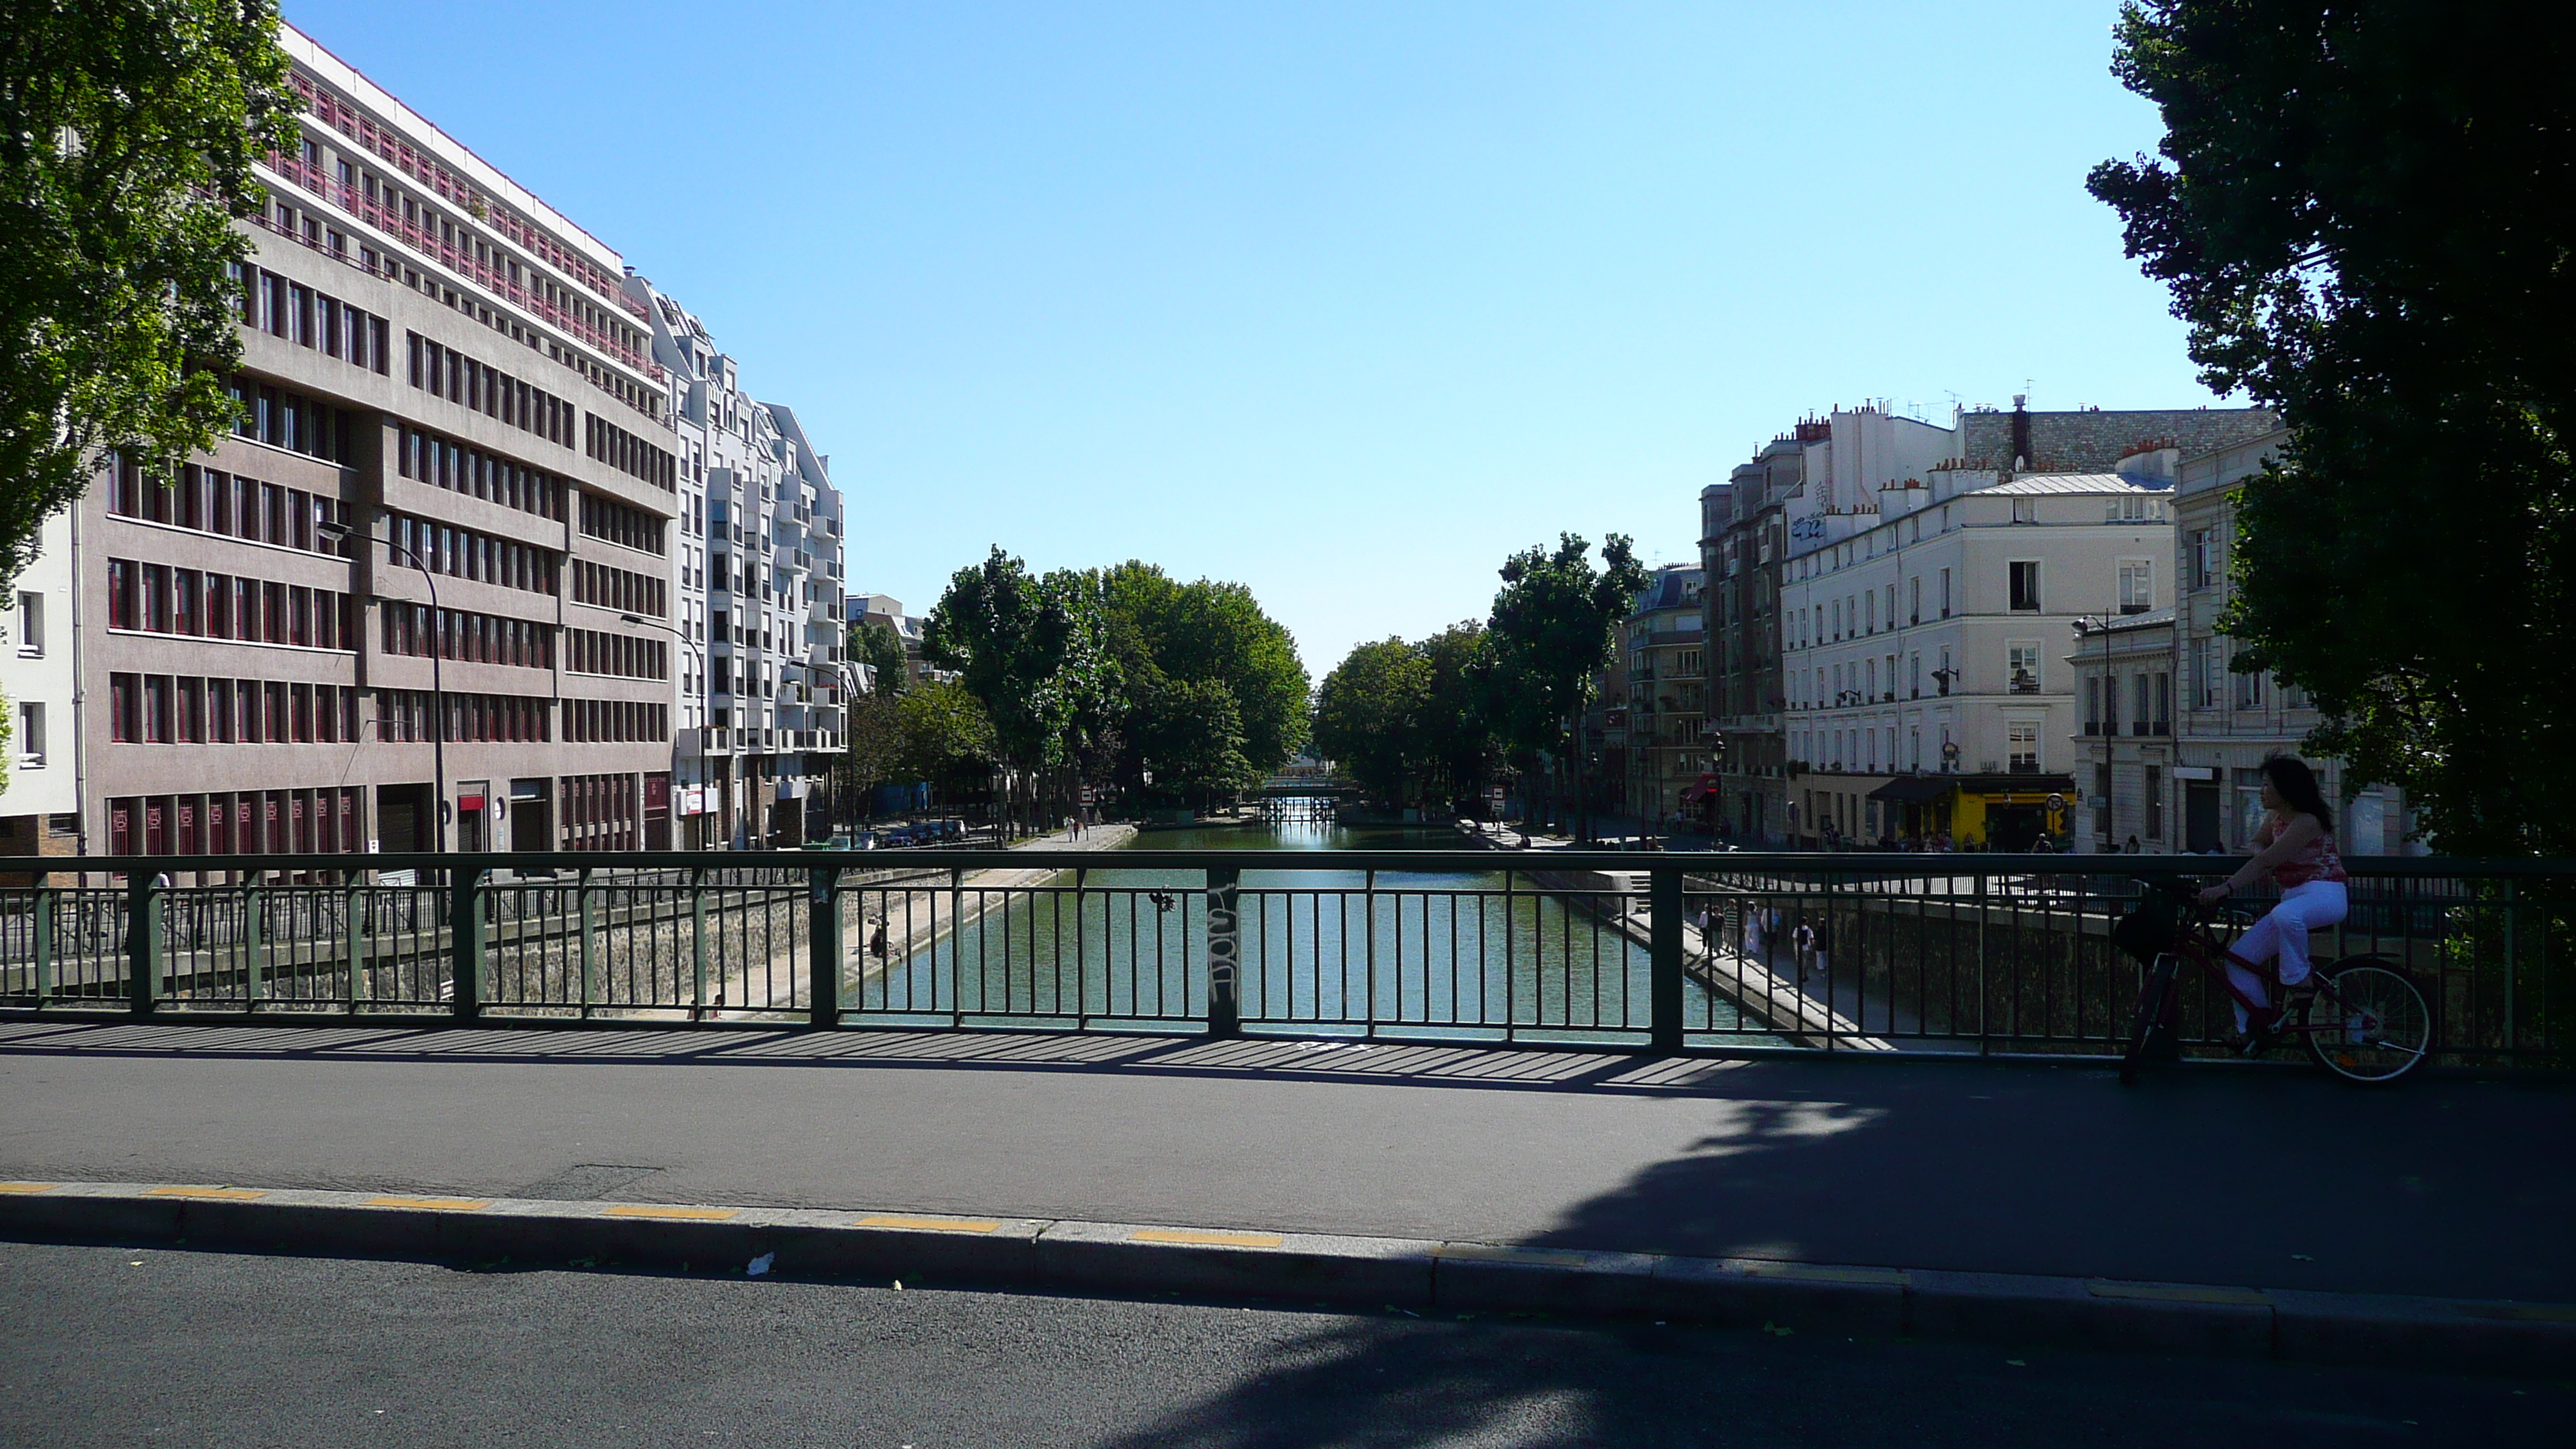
[1,850,2568,1067]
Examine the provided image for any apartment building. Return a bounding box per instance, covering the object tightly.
[2170,430,2412,853]
[1707,407,1955,844]
[39,23,693,865]
[0,508,79,866]
[1622,565,1708,832]
[2068,606,2179,851]
[632,281,845,848]
[848,593,937,687]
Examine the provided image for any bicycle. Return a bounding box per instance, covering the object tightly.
[2114,878,2434,1086]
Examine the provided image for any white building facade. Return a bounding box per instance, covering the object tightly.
[1780,458,2180,848]
[629,282,845,849]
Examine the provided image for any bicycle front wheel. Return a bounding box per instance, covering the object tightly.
[2300,957,2434,1084]
[2119,952,2180,1086]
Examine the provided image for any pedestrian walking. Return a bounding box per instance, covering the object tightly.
[1793,920,1817,981]
[868,916,889,962]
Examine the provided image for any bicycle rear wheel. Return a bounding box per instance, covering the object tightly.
[2119,952,2180,1086]
[2299,957,2434,1084]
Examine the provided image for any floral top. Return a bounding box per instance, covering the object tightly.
[2271,816,2348,888]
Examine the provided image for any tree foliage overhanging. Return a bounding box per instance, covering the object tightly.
[2088,1,2576,853]
[1,0,296,586]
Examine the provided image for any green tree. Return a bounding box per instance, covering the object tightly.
[2088,2,2576,852]
[846,618,909,695]
[1415,621,1499,807]
[1131,677,1255,809]
[923,548,1124,825]
[1485,533,1646,828]
[892,678,998,801]
[2,0,296,584]
[831,687,906,823]
[1314,638,1432,807]
[1101,561,1310,781]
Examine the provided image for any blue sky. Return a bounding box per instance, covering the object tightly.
[285,1,2209,679]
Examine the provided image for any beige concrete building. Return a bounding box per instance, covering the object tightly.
[54,24,690,865]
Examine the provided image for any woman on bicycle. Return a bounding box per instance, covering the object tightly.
[2197,756,2348,1046]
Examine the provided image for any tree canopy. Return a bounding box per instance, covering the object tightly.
[1314,638,1431,807]
[1100,560,1310,800]
[1485,533,1647,764]
[847,618,909,696]
[923,547,1124,782]
[2089,2,2576,852]
[1311,622,1498,809]
[1,0,296,585]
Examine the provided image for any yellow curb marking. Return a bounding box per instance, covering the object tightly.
[2087,1281,2270,1307]
[1130,1228,1284,1249]
[0,1182,61,1195]
[2458,1303,2576,1324]
[145,1186,265,1201]
[602,1204,738,1221]
[1738,1262,1910,1287]
[1437,1245,1591,1268]
[365,1197,490,1212]
[855,1214,1002,1235]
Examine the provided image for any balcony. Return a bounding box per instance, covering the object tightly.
[261,153,662,382]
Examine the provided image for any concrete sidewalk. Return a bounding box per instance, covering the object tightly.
[2,1019,2568,1307]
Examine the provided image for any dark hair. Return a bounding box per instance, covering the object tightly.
[2261,755,2334,829]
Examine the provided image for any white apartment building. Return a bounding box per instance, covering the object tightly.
[0,507,80,865]
[630,279,845,849]
[1780,453,2181,848]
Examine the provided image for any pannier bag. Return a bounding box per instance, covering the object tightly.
[2112,891,2179,964]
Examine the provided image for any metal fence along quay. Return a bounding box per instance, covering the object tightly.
[0,849,2567,1069]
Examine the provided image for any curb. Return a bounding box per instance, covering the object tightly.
[4,1180,2568,1375]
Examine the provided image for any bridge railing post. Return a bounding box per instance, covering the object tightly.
[449,865,485,1020]
[1205,866,1240,1036]
[809,865,841,1026]
[126,872,163,1017]
[1649,865,1684,1053]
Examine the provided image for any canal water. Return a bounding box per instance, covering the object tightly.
[858,809,1762,1041]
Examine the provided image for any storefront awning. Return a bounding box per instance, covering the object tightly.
[1866,776,1954,804]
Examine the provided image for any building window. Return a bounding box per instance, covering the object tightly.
[2119,559,2153,614]
[2012,498,2037,524]
[2008,642,2041,695]
[16,701,43,766]
[12,591,39,654]
[2132,674,2150,735]
[2153,673,2171,735]
[2188,529,2216,591]
[2233,656,2266,709]
[2084,677,2101,735]
[2145,766,2165,838]
[2009,561,2042,611]
[2008,720,2040,772]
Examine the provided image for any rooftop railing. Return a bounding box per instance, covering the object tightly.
[0,851,2565,1070]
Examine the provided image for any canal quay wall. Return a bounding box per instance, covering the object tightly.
[1448,821,1882,1046]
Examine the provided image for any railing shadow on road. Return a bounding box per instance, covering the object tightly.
[0,1017,1767,1097]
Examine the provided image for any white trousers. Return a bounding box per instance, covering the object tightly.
[2225,879,2348,1027]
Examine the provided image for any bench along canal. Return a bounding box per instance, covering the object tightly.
[851,814,1775,1045]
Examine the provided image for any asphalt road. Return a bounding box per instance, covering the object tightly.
[2,1020,2571,1300]
[1,1241,2559,1448]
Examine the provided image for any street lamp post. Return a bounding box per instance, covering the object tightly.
[322,521,445,854]
[623,612,714,849]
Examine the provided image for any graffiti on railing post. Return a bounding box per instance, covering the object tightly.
[1205,867,1241,1036]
